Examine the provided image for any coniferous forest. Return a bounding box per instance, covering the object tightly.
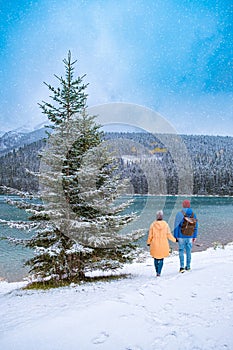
[1,131,233,196]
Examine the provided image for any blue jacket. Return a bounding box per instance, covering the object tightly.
[174,207,198,239]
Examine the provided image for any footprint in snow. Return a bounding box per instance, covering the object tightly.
[92,331,109,344]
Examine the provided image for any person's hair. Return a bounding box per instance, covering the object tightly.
[156,210,163,220]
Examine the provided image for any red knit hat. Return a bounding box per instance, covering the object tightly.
[182,199,191,208]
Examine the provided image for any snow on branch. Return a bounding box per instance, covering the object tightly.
[0,186,35,199]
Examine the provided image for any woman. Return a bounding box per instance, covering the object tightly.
[147,210,176,276]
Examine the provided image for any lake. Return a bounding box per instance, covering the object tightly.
[1,194,233,282]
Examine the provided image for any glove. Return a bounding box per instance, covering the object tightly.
[192,238,196,243]
[147,244,150,246]
[176,238,179,242]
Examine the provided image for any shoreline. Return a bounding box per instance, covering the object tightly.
[1,241,232,286]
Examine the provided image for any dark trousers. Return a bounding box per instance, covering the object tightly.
[154,258,164,275]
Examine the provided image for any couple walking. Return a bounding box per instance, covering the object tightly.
[147,199,198,276]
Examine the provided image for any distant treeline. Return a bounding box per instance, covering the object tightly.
[0,139,44,193]
[1,133,233,195]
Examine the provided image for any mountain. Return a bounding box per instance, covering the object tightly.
[0,122,143,156]
[0,124,48,156]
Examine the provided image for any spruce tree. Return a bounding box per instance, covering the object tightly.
[3,52,143,284]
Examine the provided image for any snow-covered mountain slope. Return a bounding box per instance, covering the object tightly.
[0,124,48,156]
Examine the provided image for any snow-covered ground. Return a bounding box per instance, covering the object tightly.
[0,244,233,350]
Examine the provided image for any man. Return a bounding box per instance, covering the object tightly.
[174,199,198,273]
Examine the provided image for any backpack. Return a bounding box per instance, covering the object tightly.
[181,210,197,236]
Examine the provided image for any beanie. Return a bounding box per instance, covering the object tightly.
[182,199,191,208]
[156,210,163,220]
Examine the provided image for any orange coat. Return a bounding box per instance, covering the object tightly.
[147,220,176,259]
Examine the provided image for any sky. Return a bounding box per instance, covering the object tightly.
[0,244,233,349]
[0,0,232,135]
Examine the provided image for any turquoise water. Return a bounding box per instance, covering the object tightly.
[1,195,233,282]
[122,195,233,250]
[0,196,34,282]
